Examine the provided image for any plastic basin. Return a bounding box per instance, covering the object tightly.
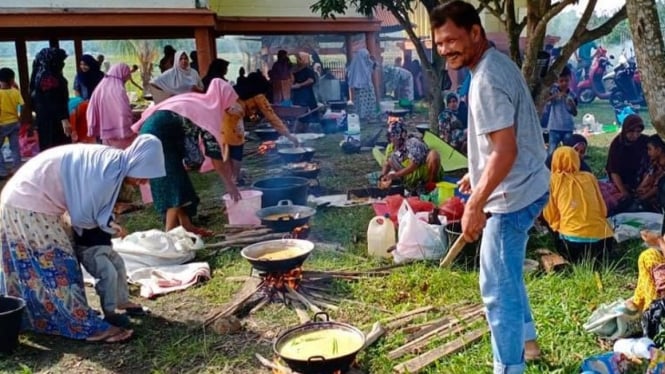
[223,190,263,225]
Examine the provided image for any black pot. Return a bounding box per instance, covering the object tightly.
[240,238,314,273]
[285,162,320,180]
[0,296,25,354]
[252,176,309,208]
[278,147,316,163]
[274,312,366,374]
[255,200,316,233]
[255,128,280,141]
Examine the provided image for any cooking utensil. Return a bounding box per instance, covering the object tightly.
[278,147,316,163]
[252,176,309,208]
[254,128,280,141]
[273,312,366,374]
[255,200,316,233]
[285,162,321,179]
[241,238,314,273]
[439,234,467,268]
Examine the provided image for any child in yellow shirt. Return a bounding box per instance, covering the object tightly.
[0,68,24,177]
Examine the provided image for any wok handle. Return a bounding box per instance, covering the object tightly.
[307,355,326,363]
[277,200,294,206]
[313,311,330,322]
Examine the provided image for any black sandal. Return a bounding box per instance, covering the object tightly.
[124,307,150,317]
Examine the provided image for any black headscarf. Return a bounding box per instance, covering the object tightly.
[234,71,270,101]
[30,47,67,98]
[202,58,229,91]
[606,114,649,189]
[75,54,104,98]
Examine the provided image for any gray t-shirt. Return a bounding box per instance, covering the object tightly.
[467,48,550,213]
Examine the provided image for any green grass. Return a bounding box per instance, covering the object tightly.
[0,104,649,374]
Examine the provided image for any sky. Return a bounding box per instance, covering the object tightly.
[571,0,625,14]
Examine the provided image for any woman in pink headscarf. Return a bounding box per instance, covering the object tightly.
[87,63,137,149]
[132,78,240,237]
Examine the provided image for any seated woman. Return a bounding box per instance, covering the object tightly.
[150,50,203,103]
[225,72,299,185]
[626,230,665,312]
[604,114,649,214]
[543,146,614,263]
[132,78,241,237]
[381,121,443,195]
[634,134,665,212]
[545,133,592,172]
[438,92,468,153]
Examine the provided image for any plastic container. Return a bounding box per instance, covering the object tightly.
[0,296,25,354]
[367,214,396,258]
[346,114,361,141]
[223,190,263,225]
[437,181,457,205]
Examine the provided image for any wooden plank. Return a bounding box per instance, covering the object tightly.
[203,277,261,326]
[387,307,484,360]
[393,327,488,373]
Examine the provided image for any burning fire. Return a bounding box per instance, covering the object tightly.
[258,141,276,155]
[262,267,303,291]
[291,224,310,239]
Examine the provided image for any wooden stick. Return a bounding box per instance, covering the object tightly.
[362,321,386,350]
[203,278,262,326]
[249,297,270,315]
[393,327,488,373]
[215,228,273,240]
[439,235,468,268]
[255,353,298,374]
[225,276,254,282]
[407,304,482,339]
[225,224,266,230]
[286,285,323,314]
[204,232,287,249]
[304,294,340,311]
[383,306,435,326]
[400,313,485,359]
[387,307,484,360]
[292,300,311,323]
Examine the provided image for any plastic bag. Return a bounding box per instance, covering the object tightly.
[18,124,39,158]
[583,299,642,340]
[393,200,445,264]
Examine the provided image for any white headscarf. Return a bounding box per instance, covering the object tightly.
[151,50,203,95]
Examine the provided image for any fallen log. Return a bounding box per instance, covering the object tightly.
[393,327,488,373]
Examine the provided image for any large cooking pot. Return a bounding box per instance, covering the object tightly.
[252,176,309,208]
[255,200,316,233]
[278,147,316,163]
[274,312,366,374]
[284,162,320,180]
[254,128,280,141]
[240,238,314,273]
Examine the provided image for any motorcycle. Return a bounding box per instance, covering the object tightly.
[608,52,645,107]
[576,46,614,104]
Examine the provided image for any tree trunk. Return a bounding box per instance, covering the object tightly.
[626,0,665,135]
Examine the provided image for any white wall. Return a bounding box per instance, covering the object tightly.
[3,0,201,8]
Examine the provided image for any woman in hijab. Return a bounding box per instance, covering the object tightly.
[634,134,665,212]
[543,146,614,263]
[87,63,136,149]
[605,114,649,212]
[291,52,319,125]
[347,48,378,121]
[0,135,165,343]
[381,121,443,194]
[545,133,592,172]
[30,47,74,151]
[74,54,105,100]
[202,58,230,91]
[132,78,240,237]
[268,50,293,104]
[150,50,203,102]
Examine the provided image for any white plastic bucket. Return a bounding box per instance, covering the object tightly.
[223,190,263,225]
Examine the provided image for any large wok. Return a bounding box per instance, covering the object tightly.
[273,312,366,374]
[240,238,314,273]
[255,200,316,233]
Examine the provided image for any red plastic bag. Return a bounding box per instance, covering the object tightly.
[385,195,435,223]
[19,123,39,158]
[440,196,465,221]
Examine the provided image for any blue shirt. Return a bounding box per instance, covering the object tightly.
[547,84,577,132]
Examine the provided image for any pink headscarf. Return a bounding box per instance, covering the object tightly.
[132,78,238,150]
[87,63,133,141]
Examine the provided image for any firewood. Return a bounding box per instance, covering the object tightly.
[400,313,485,358]
[225,276,253,282]
[304,295,340,311]
[224,224,266,230]
[383,306,435,327]
[214,228,273,240]
[362,321,386,350]
[407,304,482,340]
[249,297,270,315]
[203,278,262,326]
[255,353,297,374]
[204,232,286,249]
[292,300,311,324]
[387,307,484,360]
[286,285,323,315]
[393,327,488,373]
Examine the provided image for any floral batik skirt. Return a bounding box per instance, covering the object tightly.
[0,206,110,339]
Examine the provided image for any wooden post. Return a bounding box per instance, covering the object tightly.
[14,38,31,123]
[73,39,83,72]
[48,39,59,49]
[365,31,382,102]
[195,27,217,77]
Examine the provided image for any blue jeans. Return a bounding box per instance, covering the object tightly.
[547,130,572,155]
[0,122,20,176]
[480,193,548,374]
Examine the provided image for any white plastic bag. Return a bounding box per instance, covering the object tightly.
[393,200,445,264]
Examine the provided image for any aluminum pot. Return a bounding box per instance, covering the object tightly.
[255,200,316,233]
[240,238,314,273]
[273,312,366,374]
[278,147,316,163]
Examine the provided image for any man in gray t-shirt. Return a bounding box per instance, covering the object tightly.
[432,2,550,373]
